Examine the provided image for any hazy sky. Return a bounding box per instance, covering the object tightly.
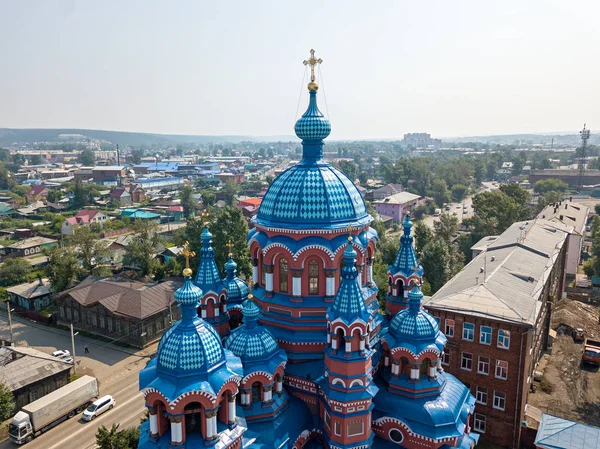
[1,1,599,140]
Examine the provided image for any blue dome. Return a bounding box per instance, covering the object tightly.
[224,301,281,363]
[257,163,369,229]
[223,255,249,304]
[390,286,440,341]
[294,91,331,141]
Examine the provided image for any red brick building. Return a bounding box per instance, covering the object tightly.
[425,218,571,448]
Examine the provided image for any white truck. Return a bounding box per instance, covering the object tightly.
[9,375,99,444]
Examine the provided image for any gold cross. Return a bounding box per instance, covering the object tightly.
[346,225,354,242]
[303,49,322,83]
[201,209,210,226]
[181,241,196,269]
[226,239,234,257]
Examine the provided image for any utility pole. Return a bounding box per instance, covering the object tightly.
[7,305,13,345]
[70,324,78,375]
[577,124,591,193]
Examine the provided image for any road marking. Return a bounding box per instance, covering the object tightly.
[45,392,144,449]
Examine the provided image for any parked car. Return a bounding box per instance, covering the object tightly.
[52,350,70,358]
[582,339,600,366]
[60,357,74,364]
[573,328,585,343]
[82,395,115,421]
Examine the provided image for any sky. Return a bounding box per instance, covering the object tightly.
[1,0,599,140]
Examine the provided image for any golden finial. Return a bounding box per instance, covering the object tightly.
[247,283,253,301]
[181,241,196,277]
[226,239,234,257]
[346,225,353,242]
[303,49,322,92]
[201,209,210,226]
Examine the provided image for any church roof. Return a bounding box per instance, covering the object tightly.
[255,87,370,230]
[223,255,249,304]
[389,214,421,276]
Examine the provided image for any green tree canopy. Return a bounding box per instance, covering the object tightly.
[222,181,239,207]
[0,382,15,421]
[78,149,95,166]
[421,238,450,293]
[71,227,114,276]
[413,220,433,259]
[430,179,451,207]
[534,178,568,194]
[0,259,32,286]
[45,246,82,293]
[451,184,468,202]
[96,424,140,449]
[123,220,163,277]
[433,214,460,243]
[179,184,197,219]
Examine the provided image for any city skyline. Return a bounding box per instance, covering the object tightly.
[1,0,599,140]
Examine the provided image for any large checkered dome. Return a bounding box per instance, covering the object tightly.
[294,90,331,141]
[257,163,369,229]
[389,290,440,342]
[156,316,226,375]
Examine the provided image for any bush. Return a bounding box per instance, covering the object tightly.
[583,259,595,277]
[539,377,554,394]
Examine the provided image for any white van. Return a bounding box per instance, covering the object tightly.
[82,395,115,421]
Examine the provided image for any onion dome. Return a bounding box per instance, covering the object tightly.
[156,275,226,376]
[223,254,249,305]
[327,236,371,325]
[389,285,440,342]
[194,225,225,293]
[294,90,331,142]
[224,298,286,366]
[389,213,422,276]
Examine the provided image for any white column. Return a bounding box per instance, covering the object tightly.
[404,289,409,299]
[392,287,397,296]
[326,277,335,296]
[410,368,419,379]
[358,270,363,286]
[327,333,331,343]
[266,273,273,292]
[276,380,283,393]
[201,308,207,318]
[391,363,399,375]
[428,366,437,378]
[149,412,158,435]
[384,356,390,367]
[345,339,351,352]
[242,392,250,405]
[214,307,220,317]
[332,337,338,350]
[170,420,182,443]
[228,398,236,423]
[206,415,217,439]
[252,266,259,284]
[437,359,442,370]
[292,277,301,296]
[359,338,365,351]
[368,264,373,284]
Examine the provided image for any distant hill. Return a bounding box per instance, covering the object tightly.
[443,132,600,146]
[0,128,297,147]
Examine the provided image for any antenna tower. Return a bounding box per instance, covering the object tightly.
[577,124,590,192]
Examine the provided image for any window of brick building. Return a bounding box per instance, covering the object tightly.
[308,260,319,295]
[347,421,364,437]
[461,352,473,371]
[324,411,331,429]
[279,259,288,293]
[474,413,486,433]
[476,386,487,405]
[480,326,492,345]
[493,391,506,411]
[477,356,490,375]
[495,360,508,380]
[442,351,450,366]
[445,319,455,337]
[334,420,341,436]
[463,323,474,341]
[498,329,511,349]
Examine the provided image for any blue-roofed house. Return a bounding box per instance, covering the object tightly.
[534,413,600,449]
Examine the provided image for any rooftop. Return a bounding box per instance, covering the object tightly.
[7,279,51,299]
[426,219,571,325]
[374,191,422,205]
[538,200,590,236]
[7,236,57,250]
[0,346,72,392]
[535,413,600,449]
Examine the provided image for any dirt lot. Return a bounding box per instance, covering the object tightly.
[527,298,600,427]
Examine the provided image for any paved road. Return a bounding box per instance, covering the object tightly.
[0,314,152,449]
[423,181,498,229]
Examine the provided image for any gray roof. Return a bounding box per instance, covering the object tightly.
[537,200,590,236]
[7,236,57,250]
[7,279,51,299]
[426,219,571,325]
[0,346,72,392]
[374,191,421,205]
[470,235,498,252]
[535,413,600,449]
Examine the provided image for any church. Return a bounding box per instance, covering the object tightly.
[137,50,479,449]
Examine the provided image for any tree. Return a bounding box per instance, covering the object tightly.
[78,149,95,166]
[0,259,31,286]
[11,185,29,198]
[123,220,163,277]
[471,190,520,234]
[177,206,251,279]
[431,179,451,207]
[421,239,450,293]
[533,178,568,194]
[72,227,113,276]
[359,171,368,185]
[72,179,90,209]
[29,154,42,165]
[0,164,14,189]
[595,204,600,216]
[222,181,239,207]
[200,190,216,207]
[338,160,359,182]
[473,158,486,185]
[537,190,565,213]
[45,246,82,292]
[96,424,140,449]
[413,220,433,258]
[433,214,459,242]
[179,184,197,219]
[47,189,63,203]
[451,184,468,202]
[0,383,15,421]
[131,149,144,164]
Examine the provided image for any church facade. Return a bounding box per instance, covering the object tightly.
[137,50,479,449]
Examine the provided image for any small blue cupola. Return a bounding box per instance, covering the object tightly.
[389,213,422,277]
[223,251,249,307]
[194,224,225,294]
[327,236,371,327]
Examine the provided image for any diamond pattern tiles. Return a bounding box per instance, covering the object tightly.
[257,164,369,227]
[390,309,439,341]
[294,115,331,141]
[224,326,280,361]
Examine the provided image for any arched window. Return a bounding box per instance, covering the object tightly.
[420,359,430,377]
[279,259,289,293]
[252,382,262,403]
[396,279,404,298]
[308,260,319,295]
[400,357,410,377]
[260,254,266,286]
[184,401,203,437]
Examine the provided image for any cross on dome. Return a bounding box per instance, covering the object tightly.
[181,241,195,278]
[303,48,322,90]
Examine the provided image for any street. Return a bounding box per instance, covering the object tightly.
[0,313,152,449]
[422,181,498,229]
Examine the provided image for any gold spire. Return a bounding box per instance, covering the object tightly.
[181,241,196,277]
[247,283,253,301]
[303,48,322,92]
[226,239,234,257]
[346,225,354,242]
[201,209,210,226]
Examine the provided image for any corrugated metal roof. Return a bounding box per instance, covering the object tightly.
[426,219,571,325]
[7,279,51,299]
[0,347,72,392]
[538,201,590,236]
[535,413,600,449]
